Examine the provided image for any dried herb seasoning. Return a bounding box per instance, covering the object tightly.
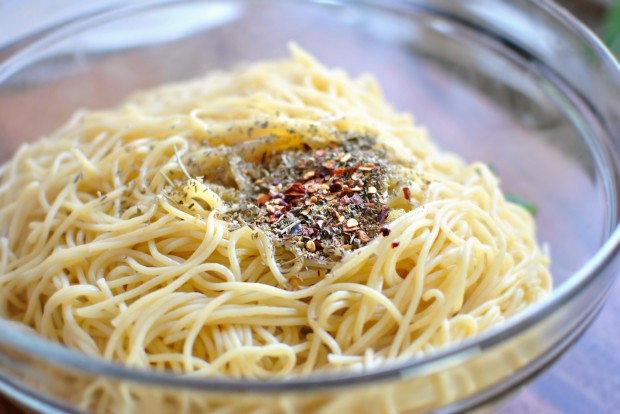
[221,136,393,265]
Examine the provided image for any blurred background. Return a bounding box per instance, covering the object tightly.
[1,1,620,57]
[0,1,618,414]
[0,1,619,58]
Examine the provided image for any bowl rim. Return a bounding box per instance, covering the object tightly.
[0,0,619,393]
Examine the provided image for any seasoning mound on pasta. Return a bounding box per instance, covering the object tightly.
[0,45,551,378]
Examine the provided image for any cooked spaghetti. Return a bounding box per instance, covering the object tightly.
[0,45,551,378]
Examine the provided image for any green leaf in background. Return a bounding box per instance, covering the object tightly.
[506,193,538,216]
[602,0,620,57]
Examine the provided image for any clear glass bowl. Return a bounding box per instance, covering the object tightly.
[0,1,619,413]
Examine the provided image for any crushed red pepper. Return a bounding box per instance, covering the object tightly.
[221,137,392,264]
[402,186,411,201]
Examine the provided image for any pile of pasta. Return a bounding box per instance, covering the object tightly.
[0,45,551,378]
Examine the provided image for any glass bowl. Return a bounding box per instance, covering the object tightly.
[0,0,619,413]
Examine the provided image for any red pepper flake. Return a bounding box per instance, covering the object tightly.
[284,182,306,197]
[403,187,411,201]
[378,206,390,224]
[256,193,270,205]
[307,183,323,194]
[333,209,345,223]
[329,182,343,193]
[380,226,391,237]
[322,159,337,169]
[351,193,364,205]
[301,227,315,237]
[357,230,370,243]
[391,241,400,248]
[343,218,360,232]
[316,166,331,178]
[358,163,375,171]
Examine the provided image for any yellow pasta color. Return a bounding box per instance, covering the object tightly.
[0,45,551,378]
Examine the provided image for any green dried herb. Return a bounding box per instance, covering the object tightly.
[221,136,392,265]
[506,193,537,216]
